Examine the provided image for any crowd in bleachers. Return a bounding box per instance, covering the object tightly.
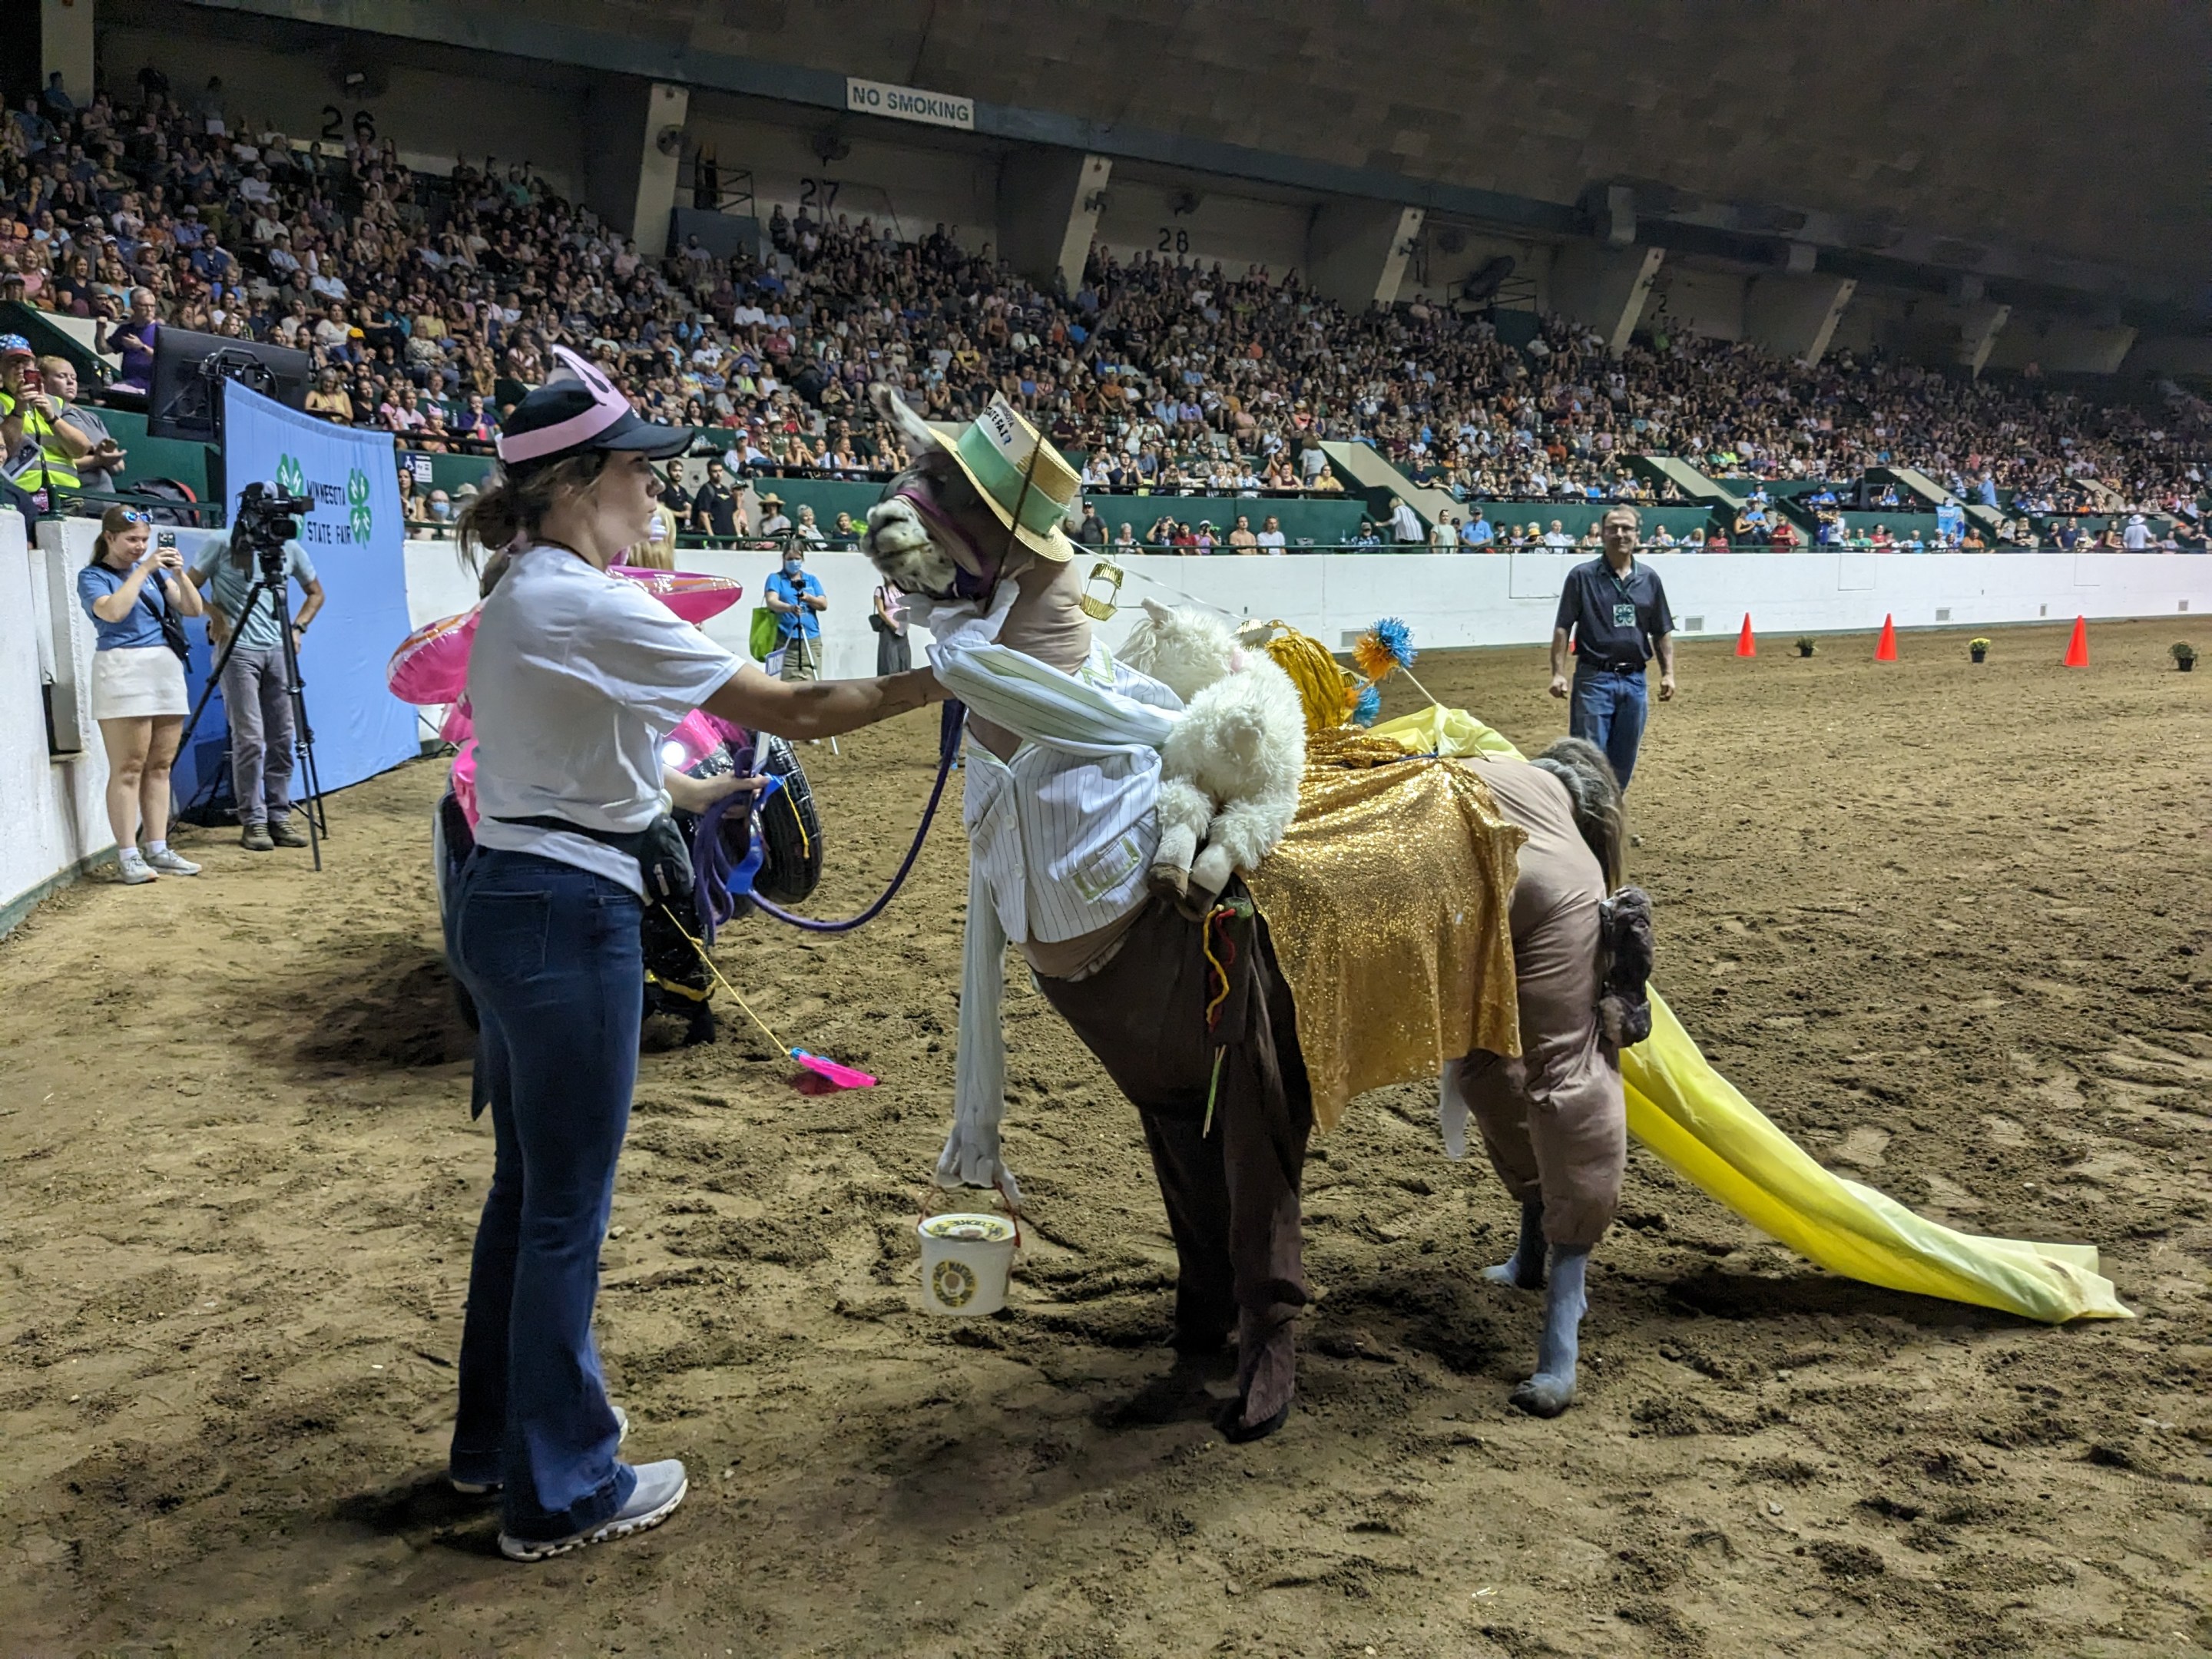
[5,62,2207,543]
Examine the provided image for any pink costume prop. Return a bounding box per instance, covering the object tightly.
[386,571,745,831]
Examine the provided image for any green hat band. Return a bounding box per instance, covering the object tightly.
[956,422,1070,538]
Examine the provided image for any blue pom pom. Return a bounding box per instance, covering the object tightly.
[1353,684,1382,727]
[1371,616,1417,668]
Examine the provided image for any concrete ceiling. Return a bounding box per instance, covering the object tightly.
[184,0,2210,313]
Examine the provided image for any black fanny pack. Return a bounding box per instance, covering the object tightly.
[492,813,692,901]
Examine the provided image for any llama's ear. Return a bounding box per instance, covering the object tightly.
[1141,598,1176,624]
[871,383,942,455]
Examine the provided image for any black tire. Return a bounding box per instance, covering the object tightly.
[754,734,824,903]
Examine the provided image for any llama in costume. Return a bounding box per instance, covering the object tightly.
[859,389,2129,1441]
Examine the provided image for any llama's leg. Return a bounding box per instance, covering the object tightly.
[1483,1198,1549,1290]
[1187,840,1233,904]
[1037,895,1311,1445]
[1190,795,1286,900]
[1137,1110,1237,1353]
[1511,1245,1590,1417]
[1035,898,1255,1368]
[1457,1051,1549,1287]
[1213,913,1311,1444]
[1495,863,1623,1418]
[1150,778,1211,900]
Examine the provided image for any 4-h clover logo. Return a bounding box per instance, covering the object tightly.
[275,454,306,496]
[346,467,373,543]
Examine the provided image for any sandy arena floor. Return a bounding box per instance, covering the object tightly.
[2,618,2208,1657]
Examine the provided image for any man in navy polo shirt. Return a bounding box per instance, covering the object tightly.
[1548,505,1675,791]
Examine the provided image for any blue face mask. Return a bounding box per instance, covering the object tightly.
[783,560,803,577]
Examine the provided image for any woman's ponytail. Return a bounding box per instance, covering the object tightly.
[454,451,610,590]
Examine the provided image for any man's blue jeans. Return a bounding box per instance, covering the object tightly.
[447,849,644,1541]
[1569,667,1651,793]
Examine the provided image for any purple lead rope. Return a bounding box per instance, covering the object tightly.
[690,698,966,939]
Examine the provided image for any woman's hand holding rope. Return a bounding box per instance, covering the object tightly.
[662,767,766,816]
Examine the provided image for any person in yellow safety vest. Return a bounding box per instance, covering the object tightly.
[37,356,127,495]
[0,336,87,512]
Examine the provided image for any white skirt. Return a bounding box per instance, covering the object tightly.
[91,645,189,720]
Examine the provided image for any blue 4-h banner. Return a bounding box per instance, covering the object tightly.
[203,379,418,800]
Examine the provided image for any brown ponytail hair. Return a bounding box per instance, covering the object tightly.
[455,451,611,589]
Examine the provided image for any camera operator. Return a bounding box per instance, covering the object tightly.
[188,498,325,851]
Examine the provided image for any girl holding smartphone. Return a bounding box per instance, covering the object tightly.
[76,506,205,883]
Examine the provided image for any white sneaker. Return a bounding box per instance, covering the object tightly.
[498,1458,687,1561]
[144,847,203,876]
[451,1406,628,1496]
[116,849,159,885]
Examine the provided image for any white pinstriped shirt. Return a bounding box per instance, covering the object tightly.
[938,638,1183,945]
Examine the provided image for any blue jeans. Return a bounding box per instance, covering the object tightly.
[1569,667,1650,793]
[447,849,644,1541]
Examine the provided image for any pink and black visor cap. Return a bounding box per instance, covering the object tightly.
[496,346,695,465]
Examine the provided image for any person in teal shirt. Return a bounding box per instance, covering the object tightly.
[188,534,325,850]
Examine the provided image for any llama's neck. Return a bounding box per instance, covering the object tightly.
[966,556,1091,762]
[996,557,1091,674]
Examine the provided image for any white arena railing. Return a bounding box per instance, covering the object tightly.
[5,520,2207,932]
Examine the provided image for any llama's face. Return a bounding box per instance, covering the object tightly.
[860,386,1019,601]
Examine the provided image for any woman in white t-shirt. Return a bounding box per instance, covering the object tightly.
[445,348,946,1562]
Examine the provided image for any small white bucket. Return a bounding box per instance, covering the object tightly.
[918,1212,1017,1316]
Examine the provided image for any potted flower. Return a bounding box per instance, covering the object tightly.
[1795,636,1816,657]
[1969,637,1992,664]
[2174,641,2197,674]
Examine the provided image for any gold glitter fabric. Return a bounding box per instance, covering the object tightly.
[1247,755,1525,1131]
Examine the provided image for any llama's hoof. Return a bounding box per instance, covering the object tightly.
[1214,1394,1292,1444]
[1148,862,1191,902]
[1508,1373,1577,1418]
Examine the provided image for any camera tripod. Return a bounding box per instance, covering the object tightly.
[177,549,328,871]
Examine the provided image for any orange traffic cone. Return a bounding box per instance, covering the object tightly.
[1874,614,1898,661]
[1735,614,1757,657]
[2063,615,2088,667]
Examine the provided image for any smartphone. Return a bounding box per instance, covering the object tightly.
[21,366,42,396]
[157,531,177,550]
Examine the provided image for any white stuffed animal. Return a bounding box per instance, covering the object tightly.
[1119,601,1306,903]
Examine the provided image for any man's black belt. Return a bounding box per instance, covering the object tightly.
[1576,657,1648,674]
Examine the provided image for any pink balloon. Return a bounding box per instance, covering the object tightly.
[387,608,479,707]
[406,570,750,830]
[389,571,743,709]
[609,567,745,624]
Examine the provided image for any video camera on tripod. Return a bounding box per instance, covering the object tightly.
[231,481,315,579]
